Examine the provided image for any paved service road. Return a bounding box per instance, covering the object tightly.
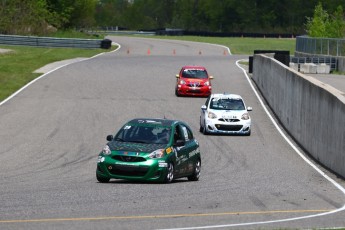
[0,36,344,230]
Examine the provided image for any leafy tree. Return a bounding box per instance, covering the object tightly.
[69,0,97,28]
[0,0,50,35]
[305,2,329,37]
[306,2,345,38]
[46,0,97,29]
[327,5,345,38]
[95,0,130,29]
[45,0,74,29]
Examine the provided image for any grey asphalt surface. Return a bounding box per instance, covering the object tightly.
[0,37,345,230]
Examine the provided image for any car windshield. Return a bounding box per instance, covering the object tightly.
[210,98,245,110]
[114,124,171,145]
[182,69,208,79]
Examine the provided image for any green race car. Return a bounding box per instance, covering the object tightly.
[96,118,201,183]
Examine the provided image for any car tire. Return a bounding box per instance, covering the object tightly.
[202,122,208,135]
[188,159,201,181]
[175,88,180,97]
[96,173,110,183]
[199,117,203,132]
[164,162,174,183]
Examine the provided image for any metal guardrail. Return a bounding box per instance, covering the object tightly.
[0,34,105,49]
[296,36,345,57]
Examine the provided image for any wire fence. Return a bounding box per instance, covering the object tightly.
[296,36,345,57]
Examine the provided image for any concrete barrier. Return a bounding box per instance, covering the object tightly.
[300,63,317,74]
[253,54,345,178]
[316,63,331,74]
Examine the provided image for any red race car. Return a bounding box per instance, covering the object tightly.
[175,66,214,97]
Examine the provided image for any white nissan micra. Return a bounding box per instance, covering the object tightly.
[200,93,252,136]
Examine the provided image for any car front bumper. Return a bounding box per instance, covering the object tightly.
[96,156,169,182]
[205,118,251,135]
[177,85,211,97]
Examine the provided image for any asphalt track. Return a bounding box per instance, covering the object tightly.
[0,36,345,230]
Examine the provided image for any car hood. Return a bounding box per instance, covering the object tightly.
[108,141,167,153]
[210,109,247,119]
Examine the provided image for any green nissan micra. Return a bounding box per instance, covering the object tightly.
[96,118,201,183]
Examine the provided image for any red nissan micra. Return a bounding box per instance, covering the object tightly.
[175,66,214,97]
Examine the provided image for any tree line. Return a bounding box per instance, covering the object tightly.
[0,0,344,37]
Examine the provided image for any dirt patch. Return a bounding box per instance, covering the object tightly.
[0,48,13,54]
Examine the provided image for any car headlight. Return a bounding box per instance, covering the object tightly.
[149,149,164,158]
[204,81,210,86]
[208,111,217,119]
[102,145,111,155]
[179,80,186,85]
[241,112,250,120]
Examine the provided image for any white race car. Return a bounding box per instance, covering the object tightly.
[200,93,252,135]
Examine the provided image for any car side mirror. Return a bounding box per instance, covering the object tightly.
[106,135,114,141]
[209,76,214,79]
[201,105,207,110]
[175,139,185,147]
[247,106,252,111]
[175,74,179,78]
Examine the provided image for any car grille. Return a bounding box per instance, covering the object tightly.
[215,124,243,131]
[187,82,202,87]
[218,118,240,122]
[186,89,202,93]
[112,155,146,162]
[108,164,149,177]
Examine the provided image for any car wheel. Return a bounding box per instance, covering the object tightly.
[96,173,110,183]
[199,117,203,132]
[175,88,180,97]
[202,122,208,135]
[188,159,201,181]
[164,162,174,183]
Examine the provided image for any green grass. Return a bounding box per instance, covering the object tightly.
[0,35,296,102]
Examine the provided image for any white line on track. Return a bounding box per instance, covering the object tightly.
[0,43,121,107]
[157,59,345,230]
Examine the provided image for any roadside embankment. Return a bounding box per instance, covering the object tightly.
[253,54,345,178]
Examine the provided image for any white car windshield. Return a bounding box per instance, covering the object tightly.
[210,98,245,110]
